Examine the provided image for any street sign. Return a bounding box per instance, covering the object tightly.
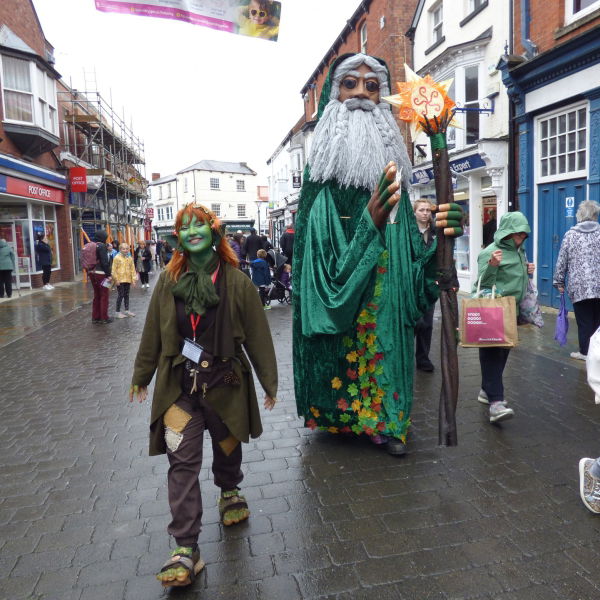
[146,207,154,218]
[292,173,301,188]
[565,196,575,218]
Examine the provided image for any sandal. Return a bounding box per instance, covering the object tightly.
[218,489,250,526]
[156,546,204,587]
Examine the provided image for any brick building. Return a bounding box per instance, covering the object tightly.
[267,0,418,235]
[498,0,600,308]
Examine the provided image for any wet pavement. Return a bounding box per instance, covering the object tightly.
[1,271,599,600]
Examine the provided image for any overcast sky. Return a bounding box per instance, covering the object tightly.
[32,0,363,185]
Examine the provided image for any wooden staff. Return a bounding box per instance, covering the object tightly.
[421,109,461,447]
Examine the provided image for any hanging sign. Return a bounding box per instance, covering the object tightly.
[95,0,281,42]
[292,173,301,188]
[70,167,88,192]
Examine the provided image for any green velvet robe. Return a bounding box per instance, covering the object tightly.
[293,179,438,440]
[132,263,278,456]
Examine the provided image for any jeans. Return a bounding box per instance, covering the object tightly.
[0,270,12,297]
[479,346,511,403]
[165,395,243,546]
[89,272,109,320]
[573,298,600,356]
[116,283,130,312]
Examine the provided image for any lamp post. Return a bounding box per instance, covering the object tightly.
[255,200,262,235]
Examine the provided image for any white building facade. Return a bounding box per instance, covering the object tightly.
[408,0,510,292]
[149,160,259,238]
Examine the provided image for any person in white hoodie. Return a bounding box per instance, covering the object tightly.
[578,329,600,513]
[553,200,600,360]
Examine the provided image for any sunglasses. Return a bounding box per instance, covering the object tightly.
[341,77,380,93]
[250,8,267,17]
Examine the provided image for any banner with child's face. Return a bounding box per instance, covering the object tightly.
[95,0,281,41]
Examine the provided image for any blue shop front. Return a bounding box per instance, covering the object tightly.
[499,27,600,308]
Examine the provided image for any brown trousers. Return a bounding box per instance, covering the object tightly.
[165,394,243,546]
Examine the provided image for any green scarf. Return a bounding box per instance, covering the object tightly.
[171,252,220,316]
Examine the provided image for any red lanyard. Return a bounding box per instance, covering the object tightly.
[189,265,219,341]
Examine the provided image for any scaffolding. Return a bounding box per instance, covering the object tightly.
[58,87,148,253]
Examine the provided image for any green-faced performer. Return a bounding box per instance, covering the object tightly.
[293,53,453,455]
[130,203,277,587]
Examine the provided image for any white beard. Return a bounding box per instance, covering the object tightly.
[309,98,412,191]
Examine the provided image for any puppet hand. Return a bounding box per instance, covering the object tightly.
[264,395,277,411]
[435,203,465,237]
[129,384,148,403]
[527,262,535,275]
[367,162,401,229]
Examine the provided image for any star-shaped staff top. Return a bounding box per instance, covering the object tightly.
[383,64,458,141]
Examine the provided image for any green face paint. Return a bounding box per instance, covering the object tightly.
[178,215,213,257]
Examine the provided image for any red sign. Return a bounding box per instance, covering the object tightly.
[70,167,88,192]
[145,207,154,218]
[6,176,65,204]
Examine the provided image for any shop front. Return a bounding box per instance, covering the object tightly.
[411,142,508,293]
[0,156,68,288]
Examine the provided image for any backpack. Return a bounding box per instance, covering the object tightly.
[80,241,98,271]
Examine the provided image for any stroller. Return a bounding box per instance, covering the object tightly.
[266,250,292,305]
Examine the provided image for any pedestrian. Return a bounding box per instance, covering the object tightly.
[112,242,138,318]
[105,242,115,272]
[578,326,600,513]
[35,233,54,290]
[156,239,164,268]
[260,234,272,252]
[279,222,294,264]
[149,240,157,268]
[243,228,262,263]
[553,199,600,361]
[0,238,16,298]
[230,233,244,263]
[482,208,497,247]
[413,200,436,372]
[474,211,535,423]
[280,263,292,290]
[85,230,113,324]
[251,248,272,309]
[135,240,152,288]
[129,202,277,588]
[161,241,174,266]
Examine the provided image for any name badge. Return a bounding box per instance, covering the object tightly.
[182,338,203,363]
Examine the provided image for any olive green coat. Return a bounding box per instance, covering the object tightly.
[132,263,278,456]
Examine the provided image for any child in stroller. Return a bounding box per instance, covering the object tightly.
[266,251,292,305]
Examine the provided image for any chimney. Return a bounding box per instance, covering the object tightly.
[152,173,161,181]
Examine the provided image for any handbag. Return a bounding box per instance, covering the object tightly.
[460,278,518,348]
[587,326,600,404]
[517,279,544,327]
[554,292,569,347]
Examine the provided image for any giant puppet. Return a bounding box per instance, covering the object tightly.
[292,53,461,455]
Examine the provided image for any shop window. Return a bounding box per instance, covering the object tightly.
[566,0,600,24]
[210,177,220,190]
[539,105,587,178]
[236,179,245,192]
[1,55,57,133]
[237,204,246,218]
[211,203,221,217]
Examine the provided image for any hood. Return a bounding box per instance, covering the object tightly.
[316,52,390,120]
[572,221,600,233]
[493,211,531,246]
[0,239,7,248]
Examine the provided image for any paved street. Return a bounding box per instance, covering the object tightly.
[1,272,599,600]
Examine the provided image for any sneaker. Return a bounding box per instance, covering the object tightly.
[100,317,114,324]
[48,284,55,289]
[264,305,271,310]
[489,401,514,423]
[92,319,101,324]
[570,352,587,361]
[416,359,434,372]
[579,458,600,514]
[477,389,490,405]
[115,312,126,319]
[43,284,53,290]
[125,311,136,317]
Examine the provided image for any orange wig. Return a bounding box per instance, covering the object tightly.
[165,203,239,281]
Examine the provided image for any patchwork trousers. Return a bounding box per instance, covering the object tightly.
[164,394,243,547]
